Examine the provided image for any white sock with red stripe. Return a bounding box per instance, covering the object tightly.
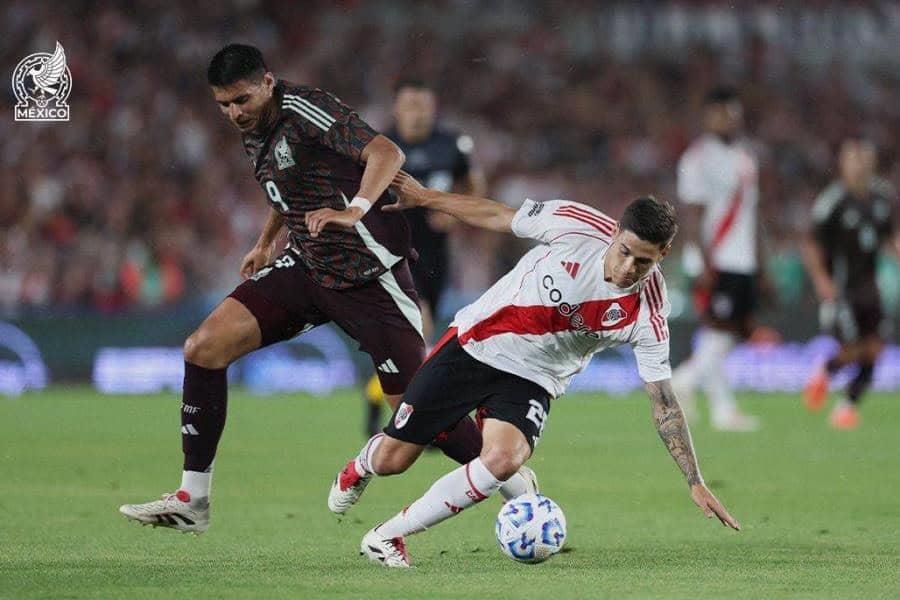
[696,329,738,419]
[672,353,701,396]
[674,328,733,395]
[498,471,529,500]
[354,433,385,477]
[377,458,503,538]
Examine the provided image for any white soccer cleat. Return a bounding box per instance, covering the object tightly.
[517,465,540,495]
[499,465,540,501]
[711,411,761,432]
[119,490,210,533]
[328,460,372,514]
[360,526,411,568]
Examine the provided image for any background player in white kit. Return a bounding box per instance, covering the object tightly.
[672,87,762,431]
[328,172,740,568]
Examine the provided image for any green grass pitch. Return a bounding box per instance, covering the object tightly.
[1,387,898,598]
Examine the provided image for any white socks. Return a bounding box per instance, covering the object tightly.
[354,432,526,500]
[378,458,504,538]
[354,433,385,477]
[697,329,738,420]
[498,471,530,500]
[673,328,737,419]
[180,465,213,500]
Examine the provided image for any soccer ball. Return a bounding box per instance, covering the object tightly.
[495,493,567,563]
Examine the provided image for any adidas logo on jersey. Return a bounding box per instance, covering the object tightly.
[561,261,580,278]
[601,302,628,327]
[377,359,399,374]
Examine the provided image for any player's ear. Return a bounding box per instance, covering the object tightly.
[263,72,275,91]
[659,241,672,259]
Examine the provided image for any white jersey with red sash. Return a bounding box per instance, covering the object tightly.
[451,199,671,398]
[677,133,759,274]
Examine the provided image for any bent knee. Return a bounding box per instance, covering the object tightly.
[864,341,884,363]
[184,328,229,369]
[480,447,527,481]
[371,438,419,475]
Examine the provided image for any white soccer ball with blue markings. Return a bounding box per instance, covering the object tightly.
[495,493,567,563]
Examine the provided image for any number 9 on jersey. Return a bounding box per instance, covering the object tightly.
[264,180,289,213]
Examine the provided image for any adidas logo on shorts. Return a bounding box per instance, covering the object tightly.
[377,359,399,374]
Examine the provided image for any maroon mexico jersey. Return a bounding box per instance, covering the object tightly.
[241,80,413,289]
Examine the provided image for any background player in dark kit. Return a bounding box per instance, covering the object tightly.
[388,78,486,337]
[363,78,486,435]
[802,138,898,429]
[119,44,499,531]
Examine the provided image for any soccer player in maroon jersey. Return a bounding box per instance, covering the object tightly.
[119,44,533,532]
[802,138,898,429]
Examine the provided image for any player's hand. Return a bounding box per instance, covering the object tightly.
[757,271,778,306]
[384,171,428,212]
[695,267,718,291]
[813,276,838,303]
[819,300,837,330]
[305,206,364,238]
[240,245,271,279]
[690,483,740,530]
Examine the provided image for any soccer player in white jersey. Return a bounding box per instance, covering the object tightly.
[671,86,762,431]
[328,172,740,568]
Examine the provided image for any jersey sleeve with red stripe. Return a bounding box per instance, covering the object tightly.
[511,199,617,244]
[631,269,672,383]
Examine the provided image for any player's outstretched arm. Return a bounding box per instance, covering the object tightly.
[645,379,741,531]
[385,171,516,233]
[306,134,404,237]
[356,134,406,203]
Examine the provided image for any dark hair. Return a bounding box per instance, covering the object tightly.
[704,85,739,106]
[393,77,432,95]
[207,44,267,87]
[620,196,678,247]
[842,134,875,149]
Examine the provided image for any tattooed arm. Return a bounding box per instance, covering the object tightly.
[646,379,741,530]
[647,379,703,486]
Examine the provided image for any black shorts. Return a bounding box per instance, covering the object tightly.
[383,329,552,451]
[410,258,447,314]
[228,250,425,395]
[833,297,885,342]
[702,271,757,326]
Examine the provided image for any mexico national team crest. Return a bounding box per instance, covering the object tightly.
[12,42,72,122]
[274,136,295,170]
[394,402,414,429]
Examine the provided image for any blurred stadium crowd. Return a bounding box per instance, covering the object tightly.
[1,1,898,318]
